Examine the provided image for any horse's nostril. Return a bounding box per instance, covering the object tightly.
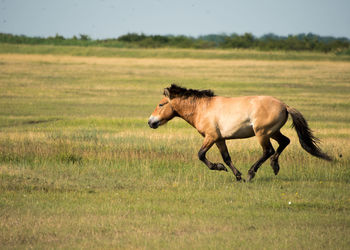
[148,119,156,128]
[148,116,160,129]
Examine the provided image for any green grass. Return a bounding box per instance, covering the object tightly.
[0,45,350,249]
[1,43,350,61]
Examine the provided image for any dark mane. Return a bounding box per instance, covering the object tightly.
[164,84,215,99]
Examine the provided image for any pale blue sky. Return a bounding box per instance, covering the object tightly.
[1,0,349,39]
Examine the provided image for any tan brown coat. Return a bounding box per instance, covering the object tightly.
[148,84,331,181]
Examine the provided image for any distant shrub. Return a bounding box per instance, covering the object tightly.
[118,33,147,42]
[79,34,91,41]
[0,32,349,52]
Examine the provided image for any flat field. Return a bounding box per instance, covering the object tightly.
[0,45,350,249]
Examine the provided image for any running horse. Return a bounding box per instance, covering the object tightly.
[148,84,331,181]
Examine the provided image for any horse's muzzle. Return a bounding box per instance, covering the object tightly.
[148,116,160,129]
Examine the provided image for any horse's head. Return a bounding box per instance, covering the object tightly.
[148,88,176,129]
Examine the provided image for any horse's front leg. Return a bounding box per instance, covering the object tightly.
[216,140,243,181]
[198,136,228,172]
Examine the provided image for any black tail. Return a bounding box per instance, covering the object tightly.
[287,106,332,161]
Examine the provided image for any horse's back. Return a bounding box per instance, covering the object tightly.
[210,96,288,138]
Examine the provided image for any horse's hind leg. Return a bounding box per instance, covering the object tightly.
[270,131,290,175]
[216,140,243,181]
[247,136,275,181]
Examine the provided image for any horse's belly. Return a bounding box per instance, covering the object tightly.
[221,123,255,139]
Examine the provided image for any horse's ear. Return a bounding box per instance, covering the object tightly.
[163,88,170,98]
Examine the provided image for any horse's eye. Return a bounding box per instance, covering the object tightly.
[159,102,167,107]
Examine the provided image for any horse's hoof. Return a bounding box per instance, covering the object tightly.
[215,163,228,171]
[247,171,255,182]
[271,160,280,175]
[236,176,245,182]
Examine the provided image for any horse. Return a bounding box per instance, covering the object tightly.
[148,84,331,181]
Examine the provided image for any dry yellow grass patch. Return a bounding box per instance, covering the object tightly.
[2,53,350,77]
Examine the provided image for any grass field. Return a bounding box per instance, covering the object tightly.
[0,44,350,249]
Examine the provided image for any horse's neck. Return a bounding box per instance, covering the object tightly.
[172,98,198,127]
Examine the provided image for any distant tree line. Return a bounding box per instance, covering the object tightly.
[1,32,349,53]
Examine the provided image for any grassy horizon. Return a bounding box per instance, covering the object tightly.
[1,43,350,61]
[0,45,349,249]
